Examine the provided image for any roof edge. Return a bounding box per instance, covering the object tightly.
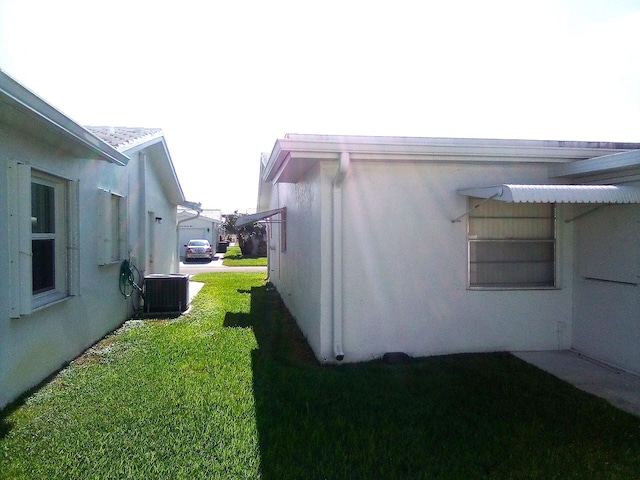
[0,69,129,166]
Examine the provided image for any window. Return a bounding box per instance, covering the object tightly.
[7,163,79,317]
[468,198,555,288]
[30,171,73,308]
[31,181,56,294]
[98,189,127,265]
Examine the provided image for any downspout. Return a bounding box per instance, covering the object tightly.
[138,153,147,278]
[332,151,350,361]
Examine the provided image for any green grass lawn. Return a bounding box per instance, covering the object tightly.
[222,245,267,266]
[2,272,639,479]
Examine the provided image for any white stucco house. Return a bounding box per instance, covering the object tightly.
[0,70,196,408]
[246,134,640,374]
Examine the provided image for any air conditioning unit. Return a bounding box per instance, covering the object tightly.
[144,274,189,315]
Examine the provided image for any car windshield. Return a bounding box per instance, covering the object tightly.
[189,240,208,246]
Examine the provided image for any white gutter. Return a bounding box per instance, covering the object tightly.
[332,151,350,361]
[0,69,130,166]
[176,202,202,227]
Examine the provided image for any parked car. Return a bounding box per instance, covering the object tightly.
[184,239,213,261]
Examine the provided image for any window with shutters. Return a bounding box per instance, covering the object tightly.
[468,198,556,288]
[7,163,79,317]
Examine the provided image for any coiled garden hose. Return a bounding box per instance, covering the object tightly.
[119,259,143,298]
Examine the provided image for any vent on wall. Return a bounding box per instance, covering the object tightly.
[144,274,189,315]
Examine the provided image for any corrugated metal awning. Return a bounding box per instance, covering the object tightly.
[234,207,285,228]
[457,184,640,203]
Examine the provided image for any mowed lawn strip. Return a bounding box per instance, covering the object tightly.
[221,245,267,267]
[0,272,264,480]
[1,271,639,479]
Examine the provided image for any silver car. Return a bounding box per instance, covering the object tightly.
[185,239,213,261]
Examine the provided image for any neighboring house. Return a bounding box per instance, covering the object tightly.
[247,134,640,374]
[0,70,195,408]
[178,209,222,259]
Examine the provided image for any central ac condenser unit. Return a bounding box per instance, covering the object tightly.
[144,274,189,314]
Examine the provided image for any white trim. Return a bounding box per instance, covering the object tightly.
[17,163,32,315]
[550,149,640,178]
[0,70,129,166]
[67,179,80,296]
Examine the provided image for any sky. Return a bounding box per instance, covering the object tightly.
[1,0,639,213]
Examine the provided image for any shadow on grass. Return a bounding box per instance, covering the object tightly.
[0,415,13,440]
[0,367,67,440]
[225,286,640,480]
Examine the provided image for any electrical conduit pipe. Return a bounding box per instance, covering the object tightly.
[332,151,349,361]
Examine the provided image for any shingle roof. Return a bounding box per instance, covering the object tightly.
[85,126,163,150]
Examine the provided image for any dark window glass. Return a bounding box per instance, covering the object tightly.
[32,183,55,233]
[32,182,56,294]
[32,239,55,293]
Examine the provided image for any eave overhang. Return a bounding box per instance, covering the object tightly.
[549,149,640,178]
[0,69,130,166]
[262,134,640,185]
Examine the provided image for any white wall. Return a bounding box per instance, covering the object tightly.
[135,149,180,274]
[266,157,577,364]
[572,202,640,374]
[265,162,331,360]
[336,161,575,362]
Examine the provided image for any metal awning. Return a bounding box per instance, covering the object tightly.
[234,207,286,228]
[457,184,640,203]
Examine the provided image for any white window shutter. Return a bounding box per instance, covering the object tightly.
[68,180,80,295]
[97,188,111,265]
[7,161,20,317]
[17,163,32,316]
[119,195,128,261]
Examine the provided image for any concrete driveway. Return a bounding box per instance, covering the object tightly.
[179,254,267,276]
[514,350,640,417]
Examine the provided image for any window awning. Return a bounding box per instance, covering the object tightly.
[457,184,640,203]
[234,207,286,228]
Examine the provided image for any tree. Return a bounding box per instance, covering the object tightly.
[222,212,267,256]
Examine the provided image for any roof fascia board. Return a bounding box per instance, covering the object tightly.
[549,149,640,178]
[277,135,638,158]
[263,134,640,184]
[0,70,129,166]
[296,141,630,160]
